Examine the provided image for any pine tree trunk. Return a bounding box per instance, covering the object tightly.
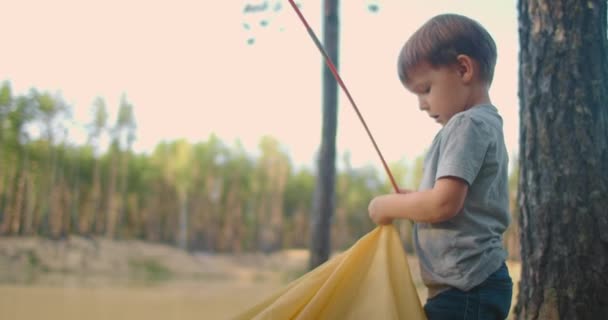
[10,169,26,234]
[117,149,130,238]
[178,193,188,250]
[0,138,4,224]
[310,0,340,270]
[0,169,17,235]
[105,149,119,238]
[91,159,103,235]
[516,1,608,318]
[49,176,64,239]
[70,153,80,235]
[273,161,288,250]
[23,171,34,235]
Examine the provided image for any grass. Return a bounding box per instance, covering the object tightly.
[128,259,172,283]
[25,250,49,273]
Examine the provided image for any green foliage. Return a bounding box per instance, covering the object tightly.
[337,164,384,241]
[284,168,315,218]
[87,97,108,146]
[128,259,172,282]
[115,94,136,150]
[0,80,437,253]
[0,81,11,108]
[167,139,194,198]
[24,250,49,273]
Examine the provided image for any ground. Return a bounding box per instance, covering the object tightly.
[0,236,520,319]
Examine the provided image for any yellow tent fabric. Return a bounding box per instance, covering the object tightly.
[232,225,427,320]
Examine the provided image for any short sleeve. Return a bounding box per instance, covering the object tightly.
[436,114,491,185]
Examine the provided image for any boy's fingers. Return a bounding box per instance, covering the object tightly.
[398,188,414,194]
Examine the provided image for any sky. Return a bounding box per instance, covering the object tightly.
[0,0,519,172]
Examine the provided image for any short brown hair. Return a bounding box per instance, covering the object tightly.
[397,14,497,85]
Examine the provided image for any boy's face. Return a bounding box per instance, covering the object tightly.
[404,61,472,126]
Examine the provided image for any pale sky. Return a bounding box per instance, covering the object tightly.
[0,0,519,171]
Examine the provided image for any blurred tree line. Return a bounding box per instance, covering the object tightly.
[0,81,520,257]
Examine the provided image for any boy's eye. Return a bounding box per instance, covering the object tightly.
[420,86,430,94]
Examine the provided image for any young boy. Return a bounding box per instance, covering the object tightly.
[368,14,513,319]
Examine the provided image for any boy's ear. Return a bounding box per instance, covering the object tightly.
[456,54,475,84]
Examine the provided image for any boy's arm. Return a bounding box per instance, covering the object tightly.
[368,177,468,224]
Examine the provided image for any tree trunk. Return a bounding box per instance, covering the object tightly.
[23,170,34,235]
[10,169,26,234]
[49,176,64,239]
[177,193,188,250]
[0,138,4,223]
[310,0,340,270]
[70,152,80,235]
[117,149,130,238]
[46,138,58,236]
[0,169,17,235]
[516,1,608,319]
[221,180,243,252]
[90,158,103,235]
[105,148,119,238]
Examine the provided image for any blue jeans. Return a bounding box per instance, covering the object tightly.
[424,263,513,320]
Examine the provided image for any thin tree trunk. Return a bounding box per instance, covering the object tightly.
[105,149,119,238]
[255,180,268,251]
[516,1,608,318]
[49,177,63,238]
[232,193,244,253]
[294,207,309,248]
[221,184,236,252]
[10,169,26,234]
[90,159,103,235]
[144,185,162,242]
[0,169,17,235]
[309,0,340,270]
[117,149,130,238]
[0,137,4,223]
[274,161,288,249]
[47,138,58,236]
[23,170,34,235]
[65,151,80,235]
[0,172,5,227]
[61,180,72,237]
[178,193,188,250]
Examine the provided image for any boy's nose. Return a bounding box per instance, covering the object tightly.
[418,98,429,111]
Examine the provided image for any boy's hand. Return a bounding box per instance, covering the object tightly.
[369,189,413,225]
[368,196,394,225]
[397,188,414,194]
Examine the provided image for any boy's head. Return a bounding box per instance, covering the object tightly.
[397,14,497,125]
[397,14,497,87]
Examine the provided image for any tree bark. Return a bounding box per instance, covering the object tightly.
[310,0,340,270]
[178,193,188,250]
[117,148,131,238]
[0,169,17,235]
[91,158,103,235]
[10,169,26,234]
[516,1,608,319]
[105,147,119,238]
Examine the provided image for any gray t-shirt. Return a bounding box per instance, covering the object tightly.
[414,104,510,296]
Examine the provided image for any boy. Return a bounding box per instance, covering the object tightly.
[368,14,513,319]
